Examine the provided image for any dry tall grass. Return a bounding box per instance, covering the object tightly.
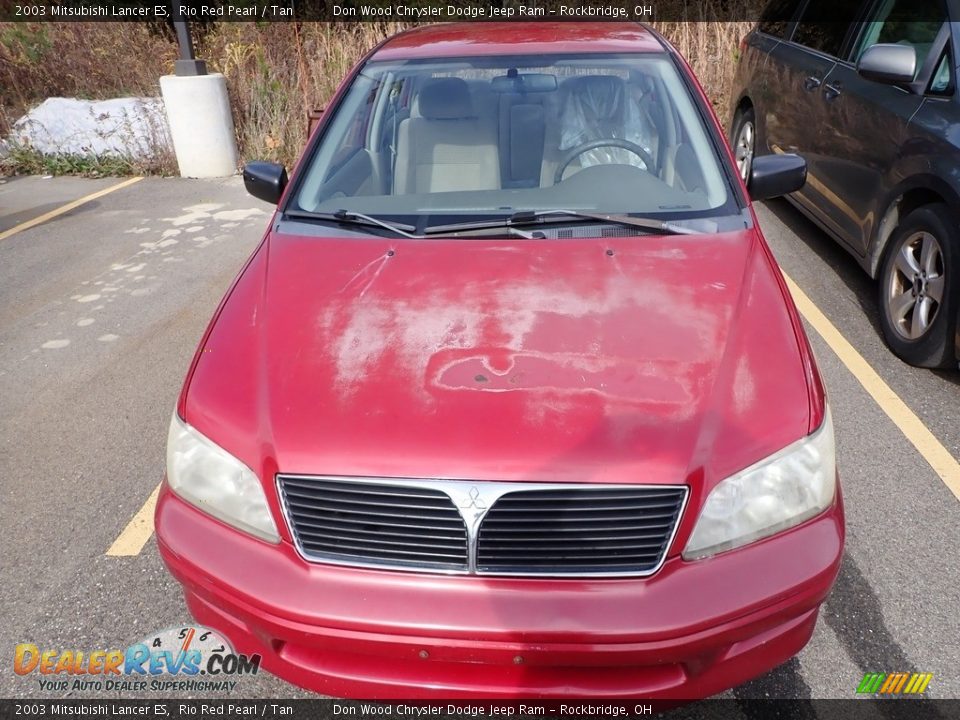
[201,23,405,165]
[655,21,755,110]
[1,16,758,173]
[0,23,178,133]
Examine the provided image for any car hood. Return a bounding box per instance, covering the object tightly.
[185,230,812,493]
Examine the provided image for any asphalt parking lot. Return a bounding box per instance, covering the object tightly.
[1,174,958,702]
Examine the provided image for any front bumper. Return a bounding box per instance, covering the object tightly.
[155,484,844,699]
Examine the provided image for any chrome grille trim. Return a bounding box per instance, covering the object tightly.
[277,475,688,578]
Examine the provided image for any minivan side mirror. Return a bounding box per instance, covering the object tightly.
[243,161,288,205]
[857,44,916,86]
[748,154,807,201]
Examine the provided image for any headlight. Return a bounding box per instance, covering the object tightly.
[166,413,280,543]
[683,409,836,560]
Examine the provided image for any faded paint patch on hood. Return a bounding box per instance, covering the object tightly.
[186,231,810,492]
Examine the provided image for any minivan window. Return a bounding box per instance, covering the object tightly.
[852,0,945,77]
[929,50,952,94]
[758,0,803,38]
[792,0,861,57]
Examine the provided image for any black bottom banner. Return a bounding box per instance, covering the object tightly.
[0,699,954,720]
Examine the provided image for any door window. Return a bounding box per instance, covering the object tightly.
[792,0,862,57]
[852,0,946,78]
[929,50,953,94]
[758,0,803,38]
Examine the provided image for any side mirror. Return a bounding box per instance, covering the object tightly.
[857,44,916,85]
[748,154,807,201]
[243,161,288,205]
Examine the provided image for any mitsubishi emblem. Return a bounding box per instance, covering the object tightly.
[461,486,487,511]
[457,485,491,526]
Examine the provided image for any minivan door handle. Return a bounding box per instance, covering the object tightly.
[823,81,842,100]
[804,75,823,91]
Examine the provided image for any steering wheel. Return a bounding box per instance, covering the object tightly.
[554,138,655,185]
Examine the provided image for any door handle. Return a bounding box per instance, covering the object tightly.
[804,75,823,91]
[823,82,842,100]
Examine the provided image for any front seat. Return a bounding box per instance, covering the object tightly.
[394,78,500,195]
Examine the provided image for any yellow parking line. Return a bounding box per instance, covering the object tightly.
[783,273,960,502]
[106,483,161,557]
[0,176,142,242]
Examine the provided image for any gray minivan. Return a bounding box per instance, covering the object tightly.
[730,0,959,367]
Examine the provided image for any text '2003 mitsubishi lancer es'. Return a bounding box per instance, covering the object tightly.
[156,23,844,700]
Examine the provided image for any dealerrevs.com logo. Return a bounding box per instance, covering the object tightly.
[14,625,261,693]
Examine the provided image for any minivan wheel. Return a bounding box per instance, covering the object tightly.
[878,204,959,368]
[732,107,756,183]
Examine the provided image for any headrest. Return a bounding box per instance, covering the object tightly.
[418,78,475,120]
[564,75,626,123]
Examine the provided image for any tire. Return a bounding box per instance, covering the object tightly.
[731,106,756,184]
[877,204,959,368]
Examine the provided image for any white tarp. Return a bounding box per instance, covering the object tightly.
[7,97,172,158]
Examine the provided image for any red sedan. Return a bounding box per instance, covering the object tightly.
[156,22,843,699]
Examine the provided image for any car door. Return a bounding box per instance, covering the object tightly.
[764,0,861,226]
[812,0,947,255]
[742,0,805,145]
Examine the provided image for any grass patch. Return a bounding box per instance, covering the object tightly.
[0,145,174,177]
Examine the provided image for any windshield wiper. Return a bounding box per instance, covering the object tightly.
[286,209,540,240]
[286,208,699,239]
[423,210,698,236]
[516,210,700,235]
[285,209,420,238]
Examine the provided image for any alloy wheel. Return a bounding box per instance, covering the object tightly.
[734,119,755,182]
[885,231,945,340]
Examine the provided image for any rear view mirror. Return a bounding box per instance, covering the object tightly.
[748,154,806,201]
[243,161,288,205]
[491,73,558,93]
[857,44,916,85]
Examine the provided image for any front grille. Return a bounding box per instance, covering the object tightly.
[477,487,687,575]
[277,476,469,572]
[277,476,687,577]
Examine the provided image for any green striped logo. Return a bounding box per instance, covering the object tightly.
[857,672,933,694]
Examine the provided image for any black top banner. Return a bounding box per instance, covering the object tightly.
[0,0,948,23]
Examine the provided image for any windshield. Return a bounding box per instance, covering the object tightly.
[290,53,739,231]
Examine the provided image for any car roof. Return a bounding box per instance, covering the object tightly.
[372,22,666,61]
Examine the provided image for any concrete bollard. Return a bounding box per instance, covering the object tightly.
[160,73,238,178]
